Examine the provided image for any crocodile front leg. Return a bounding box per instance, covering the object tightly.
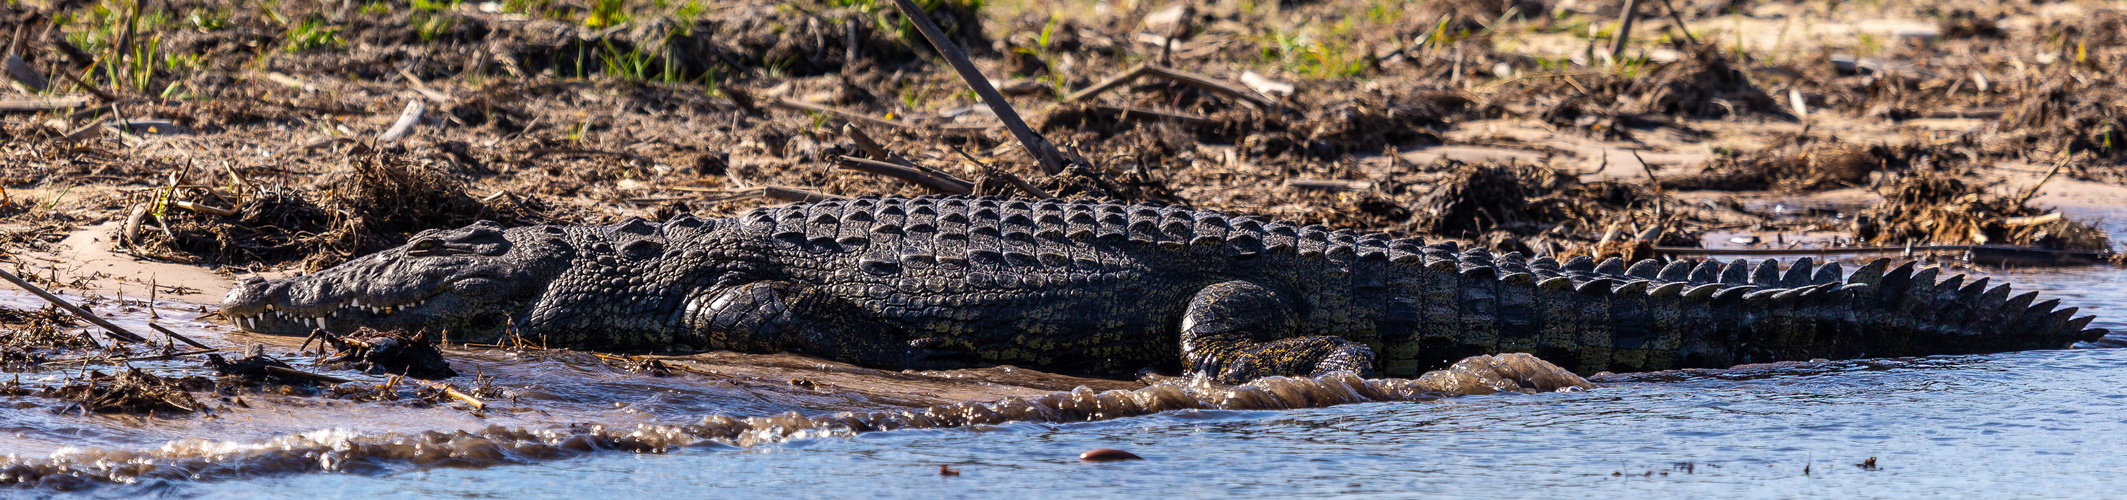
[1181,281,1377,384]
[687,281,962,370]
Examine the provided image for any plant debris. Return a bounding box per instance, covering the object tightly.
[1853,172,2109,250]
[42,368,210,415]
[309,328,459,380]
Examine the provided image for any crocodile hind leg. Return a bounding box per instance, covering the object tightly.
[689,281,971,370]
[1180,281,1378,384]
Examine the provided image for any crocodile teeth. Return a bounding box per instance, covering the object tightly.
[315,317,328,330]
[351,299,364,308]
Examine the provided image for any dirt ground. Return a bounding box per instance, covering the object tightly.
[2,0,2127,419]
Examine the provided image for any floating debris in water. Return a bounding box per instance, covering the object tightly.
[309,328,458,379]
[1078,449,1142,462]
[41,368,210,416]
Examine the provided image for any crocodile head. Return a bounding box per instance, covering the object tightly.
[221,220,575,341]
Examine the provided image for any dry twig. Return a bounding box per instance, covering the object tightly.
[0,268,150,343]
[762,186,842,203]
[835,156,975,195]
[891,0,1072,175]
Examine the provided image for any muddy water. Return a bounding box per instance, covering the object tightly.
[3,263,2126,497]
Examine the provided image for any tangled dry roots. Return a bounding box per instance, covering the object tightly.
[43,368,210,415]
[135,148,588,270]
[1407,161,1573,237]
[1631,44,1789,119]
[1852,173,2110,251]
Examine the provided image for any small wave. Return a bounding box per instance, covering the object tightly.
[0,354,1587,489]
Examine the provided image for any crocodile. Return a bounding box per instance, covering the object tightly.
[220,196,2109,382]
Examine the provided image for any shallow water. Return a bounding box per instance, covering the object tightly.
[5,257,2127,498]
[153,346,2127,498]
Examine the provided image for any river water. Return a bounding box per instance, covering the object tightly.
[5,252,2126,498]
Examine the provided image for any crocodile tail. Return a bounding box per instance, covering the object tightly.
[1837,258,2108,355]
[1433,255,2112,375]
[1642,257,2109,371]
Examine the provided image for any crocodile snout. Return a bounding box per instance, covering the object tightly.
[222,276,275,313]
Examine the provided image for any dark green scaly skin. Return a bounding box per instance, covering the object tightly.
[221,196,2110,382]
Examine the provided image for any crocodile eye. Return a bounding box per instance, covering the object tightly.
[414,240,439,250]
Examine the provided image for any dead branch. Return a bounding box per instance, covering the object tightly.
[49,65,119,102]
[146,323,214,350]
[772,97,918,130]
[1063,63,1151,103]
[1285,179,1375,192]
[413,379,486,410]
[0,96,92,113]
[891,0,1072,175]
[1091,105,1213,126]
[1064,63,1278,110]
[261,365,353,384]
[0,268,150,343]
[835,156,975,195]
[1610,0,1641,59]
[762,186,843,203]
[376,99,424,142]
[1142,65,1278,109]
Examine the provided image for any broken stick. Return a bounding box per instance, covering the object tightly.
[2013,157,2068,206]
[836,156,975,195]
[890,0,1071,175]
[0,96,91,113]
[413,379,487,410]
[0,268,150,343]
[762,186,843,203]
[1063,63,1279,111]
[1610,0,1641,59]
[377,99,424,142]
[147,322,214,350]
[772,98,917,130]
